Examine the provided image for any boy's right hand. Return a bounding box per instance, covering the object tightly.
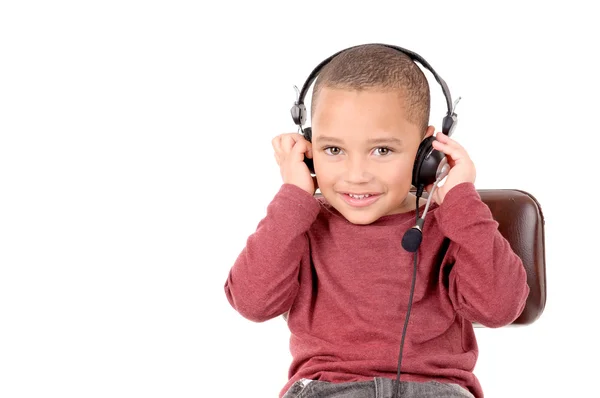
[272,133,317,195]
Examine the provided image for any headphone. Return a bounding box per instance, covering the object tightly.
[289,43,461,398]
[290,43,460,195]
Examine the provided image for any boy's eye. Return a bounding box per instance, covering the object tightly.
[374,147,392,156]
[323,147,393,156]
[324,147,342,155]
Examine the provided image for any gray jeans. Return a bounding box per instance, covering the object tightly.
[282,377,475,398]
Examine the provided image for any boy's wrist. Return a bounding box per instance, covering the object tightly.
[438,182,477,223]
[437,181,494,235]
[439,182,476,210]
[280,182,316,200]
[274,183,321,221]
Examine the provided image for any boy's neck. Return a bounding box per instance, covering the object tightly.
[392,192,428,214]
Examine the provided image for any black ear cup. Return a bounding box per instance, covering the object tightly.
[302,127,315,174]
[303,126,313,142]
[412,136,446,189]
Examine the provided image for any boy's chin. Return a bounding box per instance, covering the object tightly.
[335,206,384,225]
[345,215,379,225]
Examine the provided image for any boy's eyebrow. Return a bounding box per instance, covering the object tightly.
[315,136,344,144]
[365,137,404,146]
[316,136,404,146]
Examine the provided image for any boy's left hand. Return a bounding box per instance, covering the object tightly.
[426,132,476,205]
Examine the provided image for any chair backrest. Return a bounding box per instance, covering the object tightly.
[469,188,546,326]
[414,187,547,326]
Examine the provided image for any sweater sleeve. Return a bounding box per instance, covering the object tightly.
[224,183,321,323]
[437,182,530,328]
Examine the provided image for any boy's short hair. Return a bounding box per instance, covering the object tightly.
[311,44,431,137]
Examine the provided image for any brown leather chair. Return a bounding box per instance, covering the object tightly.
[467,188,546,326]
[283,188,546,326]
[403,187,546,326]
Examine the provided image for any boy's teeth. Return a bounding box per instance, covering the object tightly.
[349,194,371,199]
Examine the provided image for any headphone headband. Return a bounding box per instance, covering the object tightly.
[291,43,459,136]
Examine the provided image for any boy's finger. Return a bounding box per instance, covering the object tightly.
[435,132,449,141]
[432,139,465,161]
[436,133,464,150]
[272,136,282,152]
[284,133,307,152]
[281,135,296,153]
[291,138,310,158]
[433,188,442,205]
[305,141,313,159]
[435,132,456,148]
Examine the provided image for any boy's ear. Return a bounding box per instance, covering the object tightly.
[423,125,435,139]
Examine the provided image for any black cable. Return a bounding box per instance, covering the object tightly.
[393,189,422,398]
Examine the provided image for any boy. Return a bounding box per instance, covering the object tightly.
[224,44,529,398]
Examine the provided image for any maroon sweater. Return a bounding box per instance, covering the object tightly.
[224,182,529,398]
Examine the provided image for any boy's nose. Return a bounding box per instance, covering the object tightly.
[343,157,372,184]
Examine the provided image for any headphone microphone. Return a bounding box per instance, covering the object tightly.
[401,157,450,253]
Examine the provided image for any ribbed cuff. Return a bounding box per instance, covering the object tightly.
[437,182,494,237]
[267,183,321,231]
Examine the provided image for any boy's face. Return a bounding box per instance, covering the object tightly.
[311,87,434,225]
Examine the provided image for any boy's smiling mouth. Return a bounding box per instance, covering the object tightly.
[341,191,381,196]
[348,193,372,199]
[340,192,382,207]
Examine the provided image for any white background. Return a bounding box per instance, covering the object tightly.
[1,1,598,397]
